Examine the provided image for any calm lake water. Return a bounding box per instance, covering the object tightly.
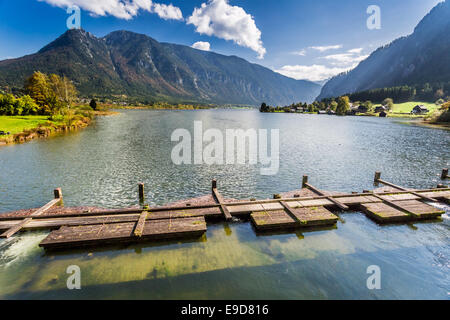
[0,109,449,299]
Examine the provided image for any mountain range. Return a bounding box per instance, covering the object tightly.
[0,29,320,106]
[317,0,450,100]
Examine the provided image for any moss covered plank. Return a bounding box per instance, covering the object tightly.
[39,216,207,250]
[337,195,381,205]
[290,206,339,226]
[250,210,296,230]
[380,193,419,201]
[362,202,411,223]
[418,191,450,199]
[251,206,338,231]
[390,200,444,219]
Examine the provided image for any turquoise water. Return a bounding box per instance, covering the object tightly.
[0,110,449,299]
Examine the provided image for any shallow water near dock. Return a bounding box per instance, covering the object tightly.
[0,109,449,299]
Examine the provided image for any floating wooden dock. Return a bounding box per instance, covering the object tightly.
[39,216,207,250]
[0,170,448,251]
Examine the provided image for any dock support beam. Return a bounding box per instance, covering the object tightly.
[302,175,308,188]
[374,172,381,186]
[442,169,448,180]
[54,188,63,206]
[138,183,145,204]
[212,179,233,221]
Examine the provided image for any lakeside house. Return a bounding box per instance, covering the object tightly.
[357,105,368,113]
[317,110,327,115]
[375,106,387,113]
[412,105,429,114]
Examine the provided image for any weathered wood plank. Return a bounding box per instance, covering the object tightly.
[39,217,207,250]
[304,183,349,210]
[134,211,148,237]
[251,206,338,231]
[390,200,444,219]
[0,197,61,238]
[362,202,411,223]
[251,210,296,230]
[376,178,437,202]
[30,198,61,217]
[0,218,33,238]
[212,188,233,221]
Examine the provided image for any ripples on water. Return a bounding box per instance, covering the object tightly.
[0,110,449,299]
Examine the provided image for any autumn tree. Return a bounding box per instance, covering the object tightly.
[25,71,77,115]
[24,71,51,111]
[336,96,350,115]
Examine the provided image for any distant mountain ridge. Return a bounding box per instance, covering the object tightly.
[317,0,450,100]
[0,29,321,106]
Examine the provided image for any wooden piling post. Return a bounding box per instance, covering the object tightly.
[212,179,217,190]
[302,175,308,188]
[441,169,448,180]
[54,188,63,206]
[138,183,145,203]
[374,172,381,186]
[54,188,62,199]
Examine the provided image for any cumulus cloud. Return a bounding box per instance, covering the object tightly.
[275,64,351,82]
[39,0,183,20]
[192,41,211,51]
[187,0,266,59]
[153,3,183,20]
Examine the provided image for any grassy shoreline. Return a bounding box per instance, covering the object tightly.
[0,109,118,146]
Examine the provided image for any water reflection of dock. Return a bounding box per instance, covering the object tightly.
[0,170,449,251]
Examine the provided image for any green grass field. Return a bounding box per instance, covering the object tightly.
[0,116,54,135]
[390,102,439,114]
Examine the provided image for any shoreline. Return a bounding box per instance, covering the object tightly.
[0,110,118,147]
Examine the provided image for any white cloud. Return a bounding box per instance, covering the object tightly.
[347,48,363,54]
[153,3,183,20]
[322,48,368,67]
[39,0,183,20]
[323,53,369,66]
[309,45,342,52]
[275,64,351,82]
[192,41,211,51]
[292,49,306,56]
[187,0,266,59]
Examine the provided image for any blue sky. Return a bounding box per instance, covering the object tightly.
[0,0,443,82]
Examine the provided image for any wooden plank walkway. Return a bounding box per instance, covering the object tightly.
[39,216,207,250]
[0,195,62,238]
[251,206,338,231]
[362,202,411,223]
[361,200,445,223]
[0,172,448,250]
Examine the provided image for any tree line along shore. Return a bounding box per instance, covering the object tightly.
[0,71,115,145]
[260,95,450,124]
[0,71,215,146]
